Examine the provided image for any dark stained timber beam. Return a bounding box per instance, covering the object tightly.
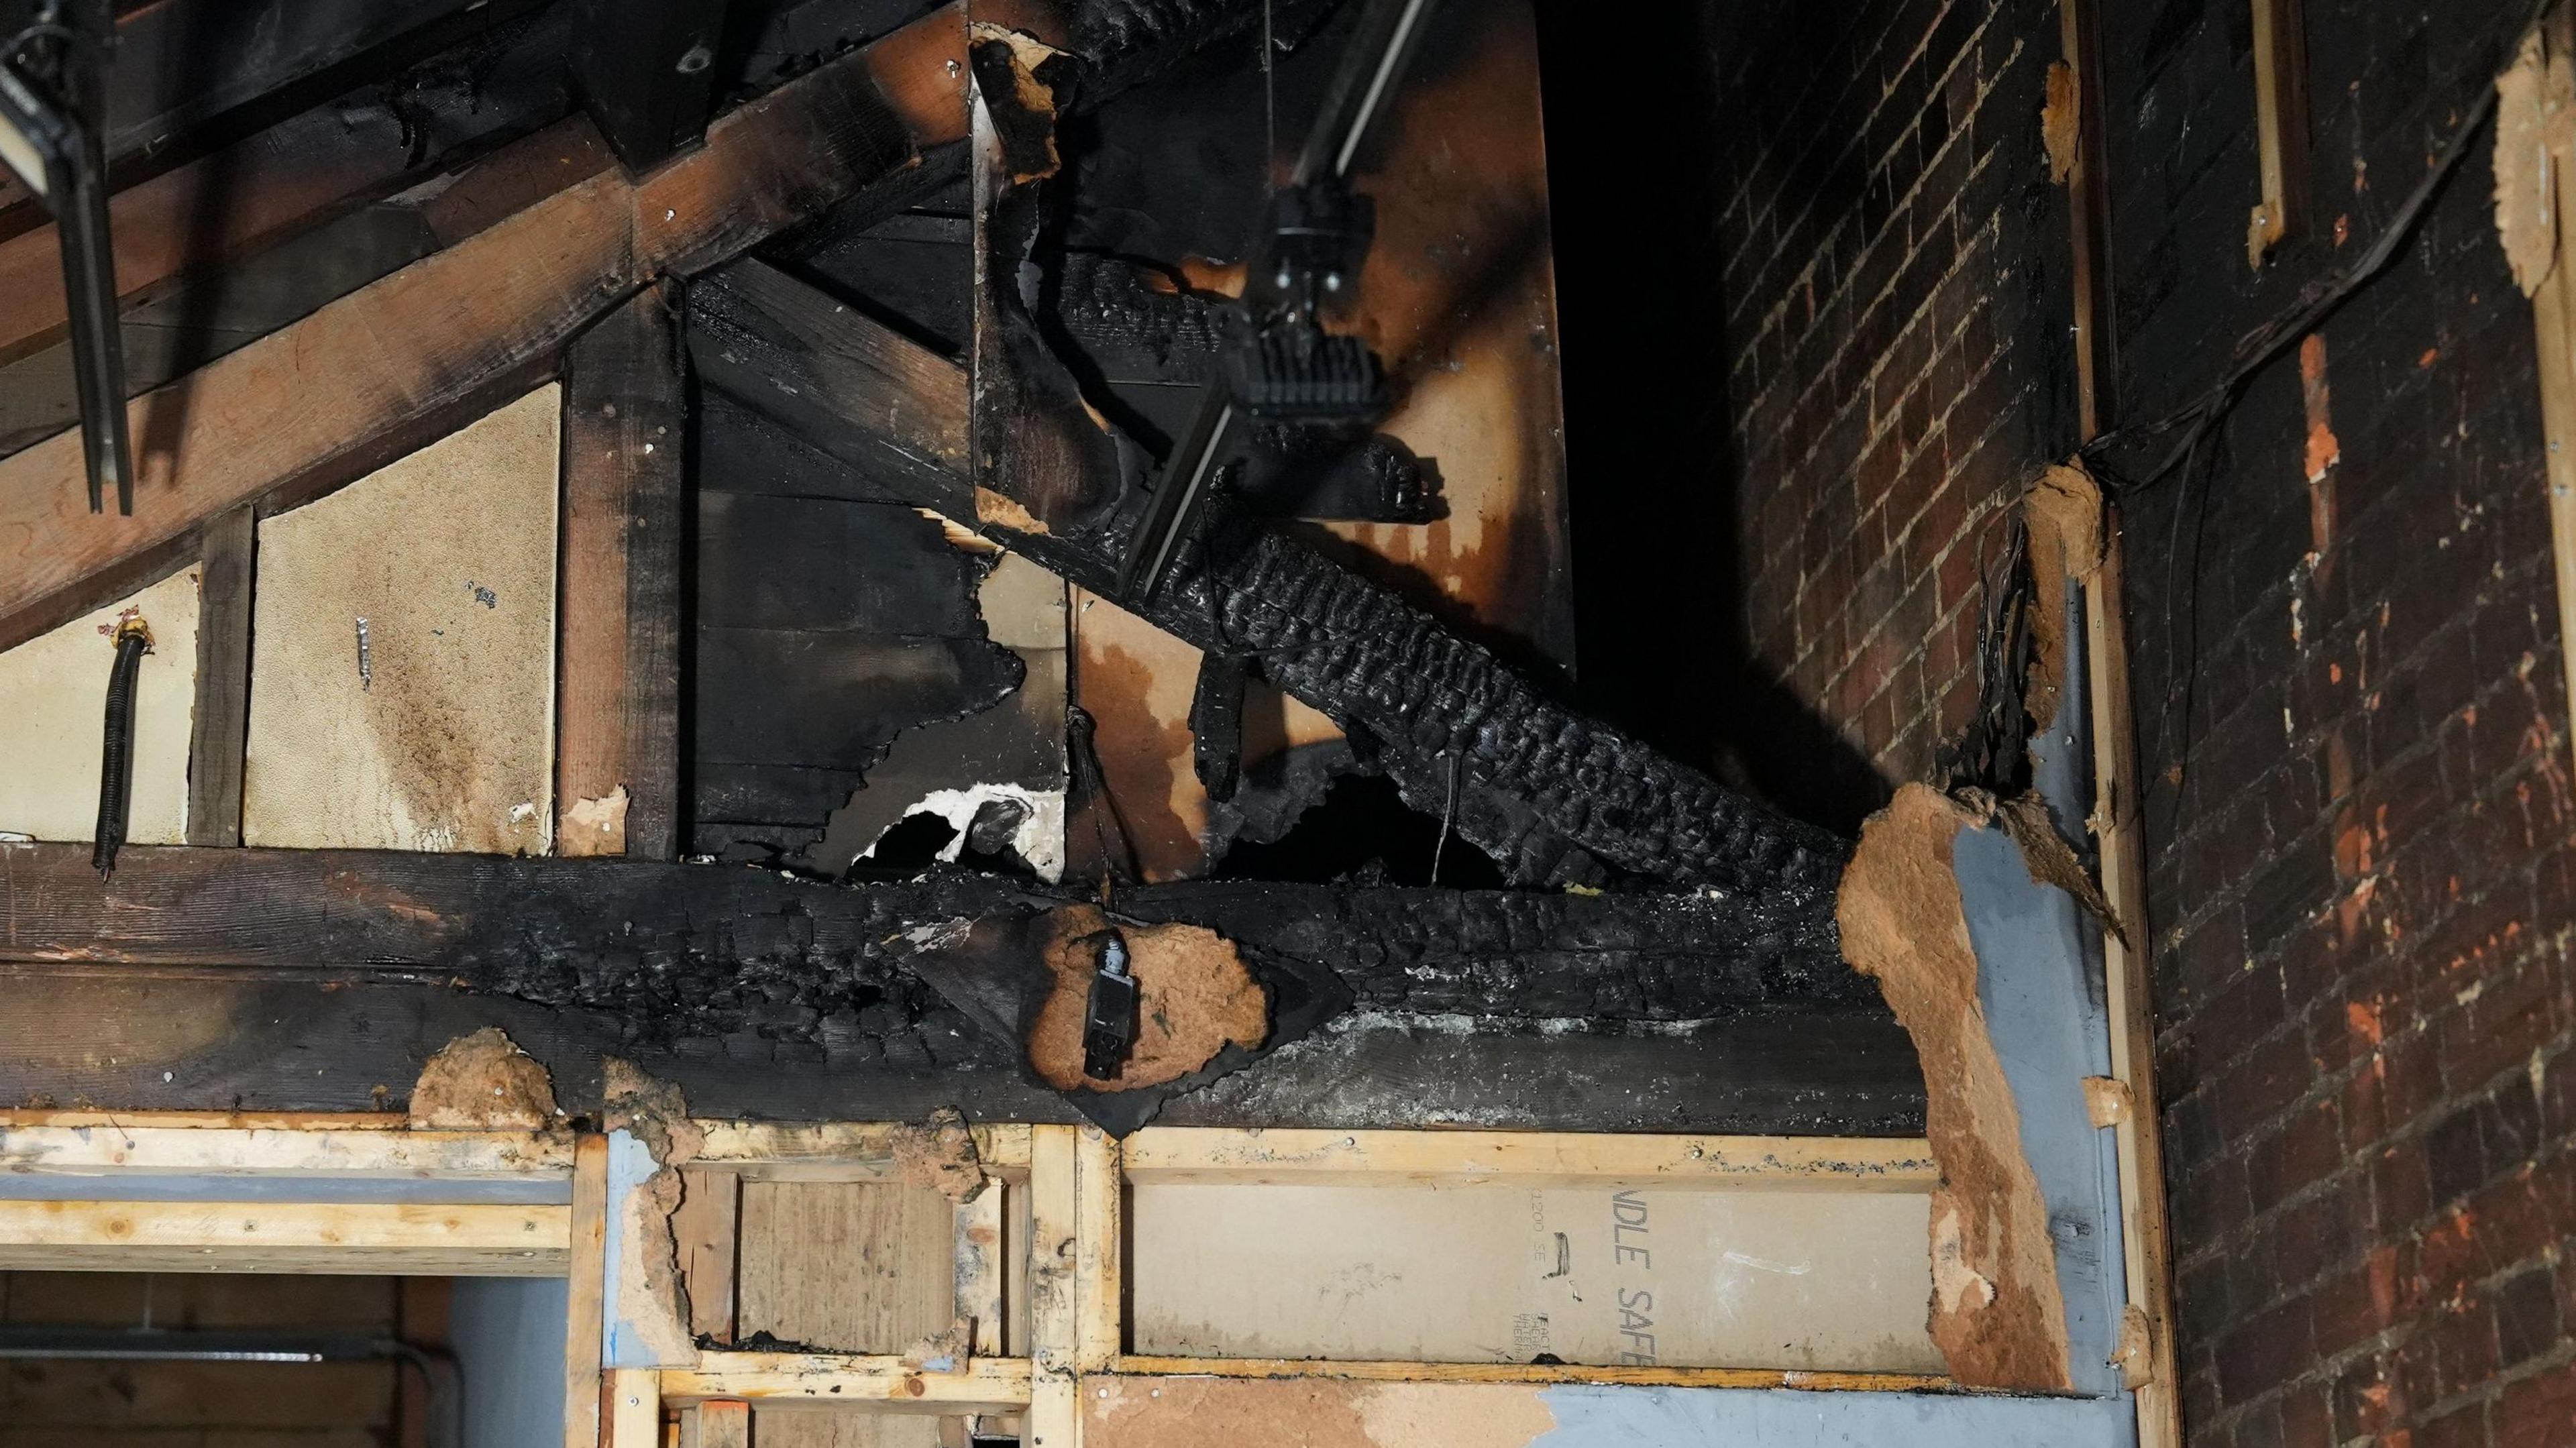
[0,842,1863,1025]
[689,260,1854,917]
[570,0,731,172]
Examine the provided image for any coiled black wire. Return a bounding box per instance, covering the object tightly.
[91,619,148,875]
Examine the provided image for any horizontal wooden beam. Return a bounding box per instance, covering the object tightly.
[1117,1128,1938,1191]
[0,1123,574,1180]
[0,1199,567,1274]
[661,1353,1032,1410]
[0,842,1867,1022]
[694,1120,1034,1172]
[1101,1360,1957,1392]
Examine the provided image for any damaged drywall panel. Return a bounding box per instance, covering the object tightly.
[1130,1180,1942,1371]
[0,569,199,844]
[241,386,561,853]
[1081,1378,2132,1447]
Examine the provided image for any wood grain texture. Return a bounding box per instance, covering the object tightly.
[184,506,254,846]
[568,1133,612,1448]
[559,284,688,859]
[0,3,969,655]
[676,1165,743,1344]
[737,1180,959,1353]
[0,1199,566,1273]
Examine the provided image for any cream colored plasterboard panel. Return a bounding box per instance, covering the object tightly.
[0,569,199,844]
[243,386,560,852]
[1129,1182,1943,1374]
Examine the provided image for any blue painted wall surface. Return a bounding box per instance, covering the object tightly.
[1529,1385,2132,1446]
[450,1275,568,1448]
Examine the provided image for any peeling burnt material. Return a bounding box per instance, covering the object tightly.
[693,262,1853,908]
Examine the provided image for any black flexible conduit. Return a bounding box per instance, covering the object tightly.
[91,616,148,875]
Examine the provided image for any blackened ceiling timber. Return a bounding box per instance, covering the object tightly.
[690,259,1854,906]
[0,841,1916,1133]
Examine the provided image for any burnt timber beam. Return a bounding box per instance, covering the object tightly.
[689,260,1854,912]
[0,843,1863,1026]
[0,840,1911,1131]
[570,0,731,172]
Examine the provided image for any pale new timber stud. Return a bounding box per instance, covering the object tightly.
[1028,1124,1080,1448]
[567,1133,612,1448]
[2247,0,2312,267]
[694,1119,1034,1180]
[0,1121,578,1178]
[957,1177,1006,1357]
[1073,1124,1121,1372]
[660,1353,1033,1411]
[607,1366,662,1447]
[1113,1127,1937,1190]
[0,1200,568,1274]
[2532,7,2576,793]
[1104,1357,1957,1392]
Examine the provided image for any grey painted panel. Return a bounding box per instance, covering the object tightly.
[451,1275,570,1448]
[1530,1384,2133,1446]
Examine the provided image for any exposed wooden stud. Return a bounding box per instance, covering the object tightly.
[183,505,254,846]
[676,1401,750,1448]
[0,3,973,655]
[570,0,732,172]
[1028,1124,1079,1448]
[608,1366,664,1447]
[1117,1129,1939,1190]
[957,1179,1007,1357]
[2057,0,2177,1431]
[1104,1358,1957,1392]
[568,1133,613,1448]
[558,282,689,859]
[0,1199,567,1273]
[2530,8,2576,805]
[2247,0,2311,268]
[674,1167,743,1345]
[1072,1124,1120,1372]
[659,1352,1032,1410]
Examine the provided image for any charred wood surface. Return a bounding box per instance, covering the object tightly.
[692,261,1854,922]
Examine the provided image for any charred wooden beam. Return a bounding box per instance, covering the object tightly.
[570,0,731,172]
[0,842,1860,1029]
[689,260,1854,913]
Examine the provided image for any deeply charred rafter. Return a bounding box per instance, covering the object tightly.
[690,260,1854,916]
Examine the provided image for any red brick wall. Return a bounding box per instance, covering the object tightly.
[1700,0,2075,830]
[2101,2,2576,1444]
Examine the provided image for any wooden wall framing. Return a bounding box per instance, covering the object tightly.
[0,1113,2047,1445]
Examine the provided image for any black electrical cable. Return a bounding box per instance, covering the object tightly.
[2080,0,2546,496]
[91,617,148,875]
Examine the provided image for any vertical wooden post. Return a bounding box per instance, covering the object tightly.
[2059,1,2178,1441]
[605,1366,662,1447]
[2247,0,2312,267]
[184,504,254,846]
[567,1132,612,1448]
[676,1400,749,1448]
[1028,1124,1079,1448]
[2529,9,2576,787]
[674,1166,741,1346]
[956,1178,1006,1357]
[1071,1124,1120,1374]
[570,0,731,173]
[558,282,688,860]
